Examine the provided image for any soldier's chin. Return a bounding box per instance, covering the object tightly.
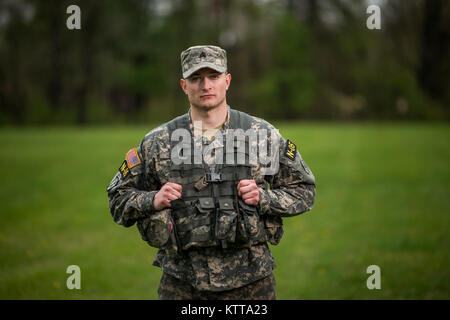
[195,101,218,111]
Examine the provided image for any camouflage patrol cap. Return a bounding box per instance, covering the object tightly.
[181,45,227,79]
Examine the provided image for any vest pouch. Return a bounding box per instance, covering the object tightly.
[175,198,215,250]
[215,198,237,245]
[264,215,284,245]
[196,197,215,213]
[237,199,265,243]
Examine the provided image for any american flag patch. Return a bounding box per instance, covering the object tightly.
[126,148,141,168]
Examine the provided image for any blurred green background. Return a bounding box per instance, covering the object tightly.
[0,0,449,299]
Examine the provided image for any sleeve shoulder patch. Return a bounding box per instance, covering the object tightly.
[284,139,297,161]
[106,172,120,192]
[119,160,130,178]
[126,148,141,168]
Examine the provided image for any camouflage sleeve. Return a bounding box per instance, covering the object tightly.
[258,135,316,218]
[106,139,160,227]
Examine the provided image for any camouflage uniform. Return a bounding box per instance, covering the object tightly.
[158,271,276,300]
[106,45,316,300]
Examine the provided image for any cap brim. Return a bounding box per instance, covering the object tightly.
[183,62,227,79]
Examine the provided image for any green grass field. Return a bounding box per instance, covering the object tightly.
[0,123,449,299]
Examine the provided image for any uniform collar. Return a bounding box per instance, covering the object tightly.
[187,105,231,135]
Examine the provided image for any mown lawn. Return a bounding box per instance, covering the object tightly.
[0,122,448,299]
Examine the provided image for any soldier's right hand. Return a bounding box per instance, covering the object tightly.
[153,182,183,211]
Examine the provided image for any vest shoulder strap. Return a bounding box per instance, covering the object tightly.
[229,108,254,131]
[167,113,190,134]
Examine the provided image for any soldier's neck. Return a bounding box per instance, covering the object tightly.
[190,103,228,130]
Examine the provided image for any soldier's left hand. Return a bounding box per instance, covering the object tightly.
[237,179,259,206]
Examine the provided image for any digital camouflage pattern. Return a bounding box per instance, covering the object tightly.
[158,272,276,300]
[107,105,316,293]
[181,45,227,79]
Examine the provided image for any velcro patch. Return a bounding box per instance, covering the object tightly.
[285,140,297,161]
[106,173,120,192]
[119,160,130,178]
[126,148,141,168]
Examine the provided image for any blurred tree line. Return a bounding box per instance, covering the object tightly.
[0,0,449,125]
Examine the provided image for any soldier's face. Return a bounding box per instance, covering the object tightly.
[180,68,231,111]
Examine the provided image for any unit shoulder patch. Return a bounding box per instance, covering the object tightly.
[284,139,297,161]
[301,159,312,175]
[106,172,120,192]
[126,148,141,168]
[119,160,130,178]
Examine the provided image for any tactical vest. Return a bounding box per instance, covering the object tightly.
[138,109,284,255]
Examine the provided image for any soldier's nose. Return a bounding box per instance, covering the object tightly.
[201,77,213,90]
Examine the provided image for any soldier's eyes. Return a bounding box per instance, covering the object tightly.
[189,74,220,82]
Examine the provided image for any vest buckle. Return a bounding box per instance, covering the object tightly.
[205,172,222,182]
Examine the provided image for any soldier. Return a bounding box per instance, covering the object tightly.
[106,45,316,300]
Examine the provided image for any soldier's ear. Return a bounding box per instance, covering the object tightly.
[225,73,231,90]
[180,78,188,94]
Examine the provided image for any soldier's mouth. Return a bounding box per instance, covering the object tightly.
[200,94,215,99]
